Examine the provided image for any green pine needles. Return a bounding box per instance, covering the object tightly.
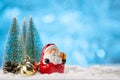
[3,17,24,64]
[25,17,43,62]
[3,17,43,66]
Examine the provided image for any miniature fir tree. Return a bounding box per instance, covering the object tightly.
[3,17,24,65]
[25,17,43,62]
[20,18,27,55]
[21,18,27,45]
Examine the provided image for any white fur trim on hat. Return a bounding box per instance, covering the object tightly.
[44,45,58,53]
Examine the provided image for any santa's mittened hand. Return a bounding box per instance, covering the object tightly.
[62,59,66,64]
[44,58,49,64]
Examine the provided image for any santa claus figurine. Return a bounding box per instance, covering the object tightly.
[38,43,66,74]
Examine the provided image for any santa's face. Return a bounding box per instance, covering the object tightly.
[45,48,58,55]
[43,48,62,65]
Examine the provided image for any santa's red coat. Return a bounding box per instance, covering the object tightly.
[39,59,64,74]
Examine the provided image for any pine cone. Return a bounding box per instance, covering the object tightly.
[3,61,20,74]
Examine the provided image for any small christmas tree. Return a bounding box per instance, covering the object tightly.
[21,18,27,45]
[25,17,43,62]
[20,18,27,55]
[2,17,24,65]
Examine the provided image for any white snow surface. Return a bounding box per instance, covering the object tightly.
[0,65,120,79]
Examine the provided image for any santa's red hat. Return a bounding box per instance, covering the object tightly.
[41,43,58,57]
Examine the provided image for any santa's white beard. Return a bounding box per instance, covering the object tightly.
[43,53,62,65]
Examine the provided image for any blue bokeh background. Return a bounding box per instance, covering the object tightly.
[0,0,120,67]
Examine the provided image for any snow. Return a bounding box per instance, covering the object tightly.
[0,65,120,79]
